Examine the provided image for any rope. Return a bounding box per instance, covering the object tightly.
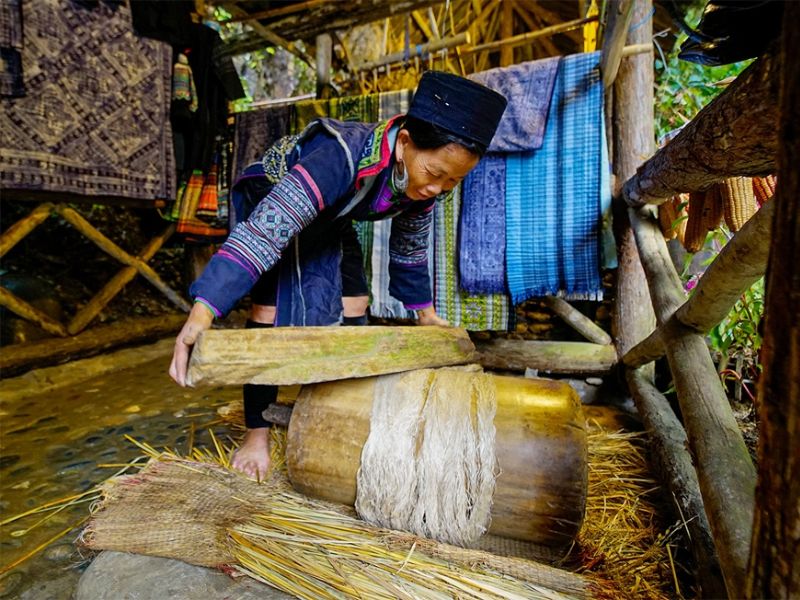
[355,367,498,546]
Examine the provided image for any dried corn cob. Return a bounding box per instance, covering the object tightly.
[684,190,708,252]
[704,184,724,231]
[721,177,757,231]
[672,194,688,246]
[752,175,777,206]
[658,198,678,239]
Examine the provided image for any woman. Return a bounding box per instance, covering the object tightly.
[170,71,507,479]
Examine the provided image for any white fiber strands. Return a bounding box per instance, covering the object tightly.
[355,367,498,546]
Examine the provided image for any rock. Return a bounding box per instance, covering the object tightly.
[43,543,75,562]
[76,551,293,600]
[0,571,24,598]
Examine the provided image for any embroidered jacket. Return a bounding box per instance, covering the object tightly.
[191,117,437,318]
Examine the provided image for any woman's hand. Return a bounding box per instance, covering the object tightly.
[416,306,450,327]
[169,302,215,386]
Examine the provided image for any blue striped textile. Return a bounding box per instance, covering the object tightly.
[505,51,605,303]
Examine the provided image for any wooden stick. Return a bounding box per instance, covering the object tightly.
[53,205,190,312]
[222,0,327,23]
[541,296,612,345]
[623,200,773,368]
[626,368,727,597]
[66,224,177,335]
[0,286,68,337]
[600,0,635,89]
[356,32,470,71]
[462,16,597,54]
[0,202,53,259]
[476,339,617,375]
[623,48,779,207]
[629,205,755,595]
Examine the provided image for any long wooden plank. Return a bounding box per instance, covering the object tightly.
[0,202,53,259]
[187,326,477,386]
[475,339,617,375]
[0,286,68,337]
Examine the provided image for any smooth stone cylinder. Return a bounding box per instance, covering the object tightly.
[287,372,587,546]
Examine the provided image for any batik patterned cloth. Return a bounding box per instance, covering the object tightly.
[434,186,510,331]
[458,153,506,294]
[232,104,291,181]
[469,56,561,153]
[505,52,605,304]
[0,0,24,97]
[0,0,174,200]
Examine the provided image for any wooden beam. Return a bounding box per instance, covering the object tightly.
[541,297,612,345]
[187,326,477,386]
[476,339,617,375]
[623,48,780,207]
[53,205,191,313]
[0,286,68,337]
[600,0,635,89]
[66,224,177,335]
[222,0,327,23]
[626,368,727,597]
[463,15,597,55]
[629,204,756,595]
[0,202,53,259]
[746,4,800,595]
[0,315,187,376]
[356,32,470,71]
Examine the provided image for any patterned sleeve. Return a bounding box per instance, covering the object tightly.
[190,135,354,317]
[388,201,435,309]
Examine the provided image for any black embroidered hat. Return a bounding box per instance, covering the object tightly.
[408,71,508,149]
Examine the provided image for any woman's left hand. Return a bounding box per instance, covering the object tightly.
[416,306,450,327]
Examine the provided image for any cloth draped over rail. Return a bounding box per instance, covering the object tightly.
[463,53,613,302]
[0,0,175,201]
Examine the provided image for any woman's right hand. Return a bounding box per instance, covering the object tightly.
[169,302,215,387]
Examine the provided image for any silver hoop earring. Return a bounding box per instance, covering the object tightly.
[391,160,409,194]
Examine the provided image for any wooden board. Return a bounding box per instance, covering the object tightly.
[187,326,477,386]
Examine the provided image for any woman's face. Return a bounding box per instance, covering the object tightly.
[395,129,479,201]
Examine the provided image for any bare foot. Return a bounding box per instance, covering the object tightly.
[231,427,271,481]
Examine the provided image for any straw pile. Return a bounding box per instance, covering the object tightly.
[82,438,604,600]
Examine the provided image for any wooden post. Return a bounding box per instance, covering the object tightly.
[623,49,780,207]
[611,2,727,596]
[0,203,53,259]
[315,33,332,99]
[746,5,800,596]
[629,206,755,597]
[541,297,612,345]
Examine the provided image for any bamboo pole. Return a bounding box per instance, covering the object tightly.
[500,0,514,66]
[629,205,756,596]
[222,0,327,23]
[600,0,635,89]
[541,296,612,345]
[0,286,68,337]
[356,32,470,71]
[0,203,54,259]
[66,224,177,335]
[622,49,779,207]
[623,200,774,368]
[476,339,617,375]
[53,205,190,312]
[462,15,597,54]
